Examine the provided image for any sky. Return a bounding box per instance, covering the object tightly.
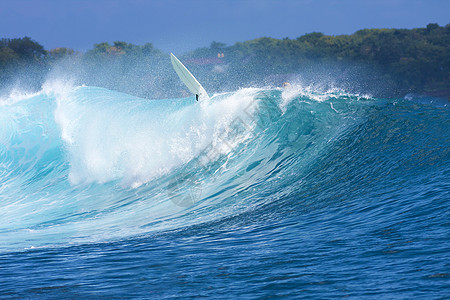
[0,0,449,54]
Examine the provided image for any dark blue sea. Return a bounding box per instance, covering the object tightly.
[0,83,449,298]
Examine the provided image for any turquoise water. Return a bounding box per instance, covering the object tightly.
[0,83,449,298]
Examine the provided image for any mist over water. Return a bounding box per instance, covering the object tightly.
[0,56,449,298]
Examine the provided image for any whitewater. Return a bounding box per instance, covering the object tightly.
[0,81,449,298]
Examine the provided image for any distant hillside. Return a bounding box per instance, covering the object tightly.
[1,23,448,97]
[187,23,449,97]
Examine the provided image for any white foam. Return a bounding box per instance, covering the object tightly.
[53,85,259,188]
[280,82,373,113]
[0,89,41,106]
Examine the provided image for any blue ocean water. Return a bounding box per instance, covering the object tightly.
[0,82,449,298]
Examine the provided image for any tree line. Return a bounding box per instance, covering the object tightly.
[190,23,449,97]
[0,23,448,97]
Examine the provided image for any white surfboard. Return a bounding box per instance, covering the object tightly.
[170,53,209,101]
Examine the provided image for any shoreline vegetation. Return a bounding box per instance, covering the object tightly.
[0,23,448,98]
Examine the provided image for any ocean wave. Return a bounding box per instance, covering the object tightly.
[0,81,447,252]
